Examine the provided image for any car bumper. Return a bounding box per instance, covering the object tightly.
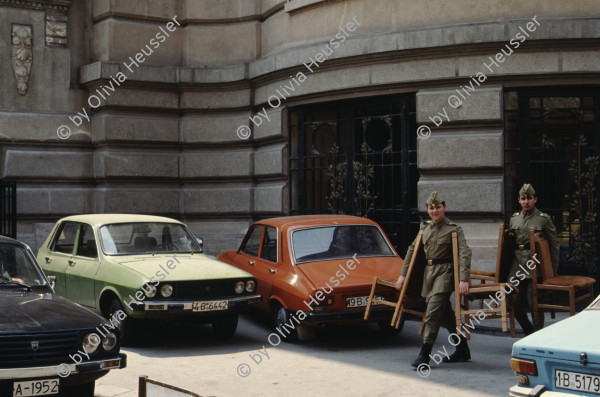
[509,384,583,397]
[288,306,396,324]
[129,294,262,312]
[0,353,127,380]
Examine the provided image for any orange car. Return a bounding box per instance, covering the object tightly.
[217,215,405,340]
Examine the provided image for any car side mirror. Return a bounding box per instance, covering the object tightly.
[196,237,204,253]
[47,275,56,290]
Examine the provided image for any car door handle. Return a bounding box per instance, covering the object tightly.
[268,268,276,273]
[248,260,255,266]
[44,256,52,263]
[68,259,76,266]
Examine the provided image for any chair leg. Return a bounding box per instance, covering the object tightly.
[364,277,378,321]
[551,291,556,319]
[509,299,516,338]
[532,287,539,326]
[569,288,575,316]
[501,297,508,332]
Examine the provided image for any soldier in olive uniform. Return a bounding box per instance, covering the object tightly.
[509,183,560,335]
[395,191,472,368]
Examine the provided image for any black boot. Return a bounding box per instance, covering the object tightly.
[514,306,535,335]
[411,343,433,368]
[443,335,471,363]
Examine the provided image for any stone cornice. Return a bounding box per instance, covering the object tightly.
[0,0,71,14]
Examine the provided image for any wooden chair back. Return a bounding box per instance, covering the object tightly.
[404,232,426,300]
[529,230,555,281]
[496,225,516,283]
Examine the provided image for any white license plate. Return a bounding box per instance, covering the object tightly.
[555,370,600,394]
[346,295,383,308]
[13,379,59,397]
[192,300,228,312]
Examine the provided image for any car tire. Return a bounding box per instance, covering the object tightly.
[107,298,135,346]
[378,318,404,336]
[272,304,299,342]
[212,313,238,337]
[61,381,95,397]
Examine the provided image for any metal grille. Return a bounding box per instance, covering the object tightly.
[504,86,600,278]
[0,331,79,368]
[0,182,16,239]
[289,94,419,254]
[172,280,239,300]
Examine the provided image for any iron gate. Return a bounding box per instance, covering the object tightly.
[504,86,600,277]
[289,94,419,254]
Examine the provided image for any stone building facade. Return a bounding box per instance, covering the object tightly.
[1,0,598,274]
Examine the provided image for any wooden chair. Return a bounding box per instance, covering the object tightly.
[364,230,427,333]
[529,230,596,326]
[456,225,518,338]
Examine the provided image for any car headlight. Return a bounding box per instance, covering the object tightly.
[246,280,256,293]
[235,281,245,294]
[83,333,101,354]
[160,284,173,298]
[102,332,118,351]
[143,284,157,298]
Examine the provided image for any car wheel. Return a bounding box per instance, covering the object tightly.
[212,313,238,337]
[61,381,95,397]
[272,304,298,342]
[378,318,404,336]
[108,298,135,346]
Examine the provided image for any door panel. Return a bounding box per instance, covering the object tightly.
[235,226,279,309]
[65,223,100,309]
[42,222,78,297]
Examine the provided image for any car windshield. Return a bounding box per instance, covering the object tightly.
[99,222,201,255]
[292,225,395,263]
[587,295,600,310]
[0,244,47,287]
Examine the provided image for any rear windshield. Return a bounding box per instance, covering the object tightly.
[588,296,600,310]
[292,225,395,263]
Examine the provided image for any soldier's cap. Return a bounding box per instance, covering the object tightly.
[518,183,536,198]
[426,191,445,208]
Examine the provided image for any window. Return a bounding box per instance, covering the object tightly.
[242,226,263,257]
[51,222,78,254]
[76,224,97,258]
[260,227,278,263]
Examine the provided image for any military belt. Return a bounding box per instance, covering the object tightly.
[427,258,453,265]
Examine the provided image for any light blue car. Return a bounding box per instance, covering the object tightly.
[510,294,600,396]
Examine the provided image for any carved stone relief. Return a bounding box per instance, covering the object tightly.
[11,24,33,96]
[45,13,67,47]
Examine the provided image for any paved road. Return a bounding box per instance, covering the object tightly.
[95,312,519,397]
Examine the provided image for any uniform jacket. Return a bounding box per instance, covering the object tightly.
[509,207,560,278]
[400,217,471,298]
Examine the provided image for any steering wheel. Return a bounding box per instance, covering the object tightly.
[156,243,178,251]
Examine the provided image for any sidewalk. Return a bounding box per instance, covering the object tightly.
[466,311,571,338]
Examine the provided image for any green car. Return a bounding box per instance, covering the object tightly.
[37,214,260,344]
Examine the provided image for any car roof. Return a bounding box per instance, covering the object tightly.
[58,214,184,227]
[255,215,379,230]
[0,235,26,246]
